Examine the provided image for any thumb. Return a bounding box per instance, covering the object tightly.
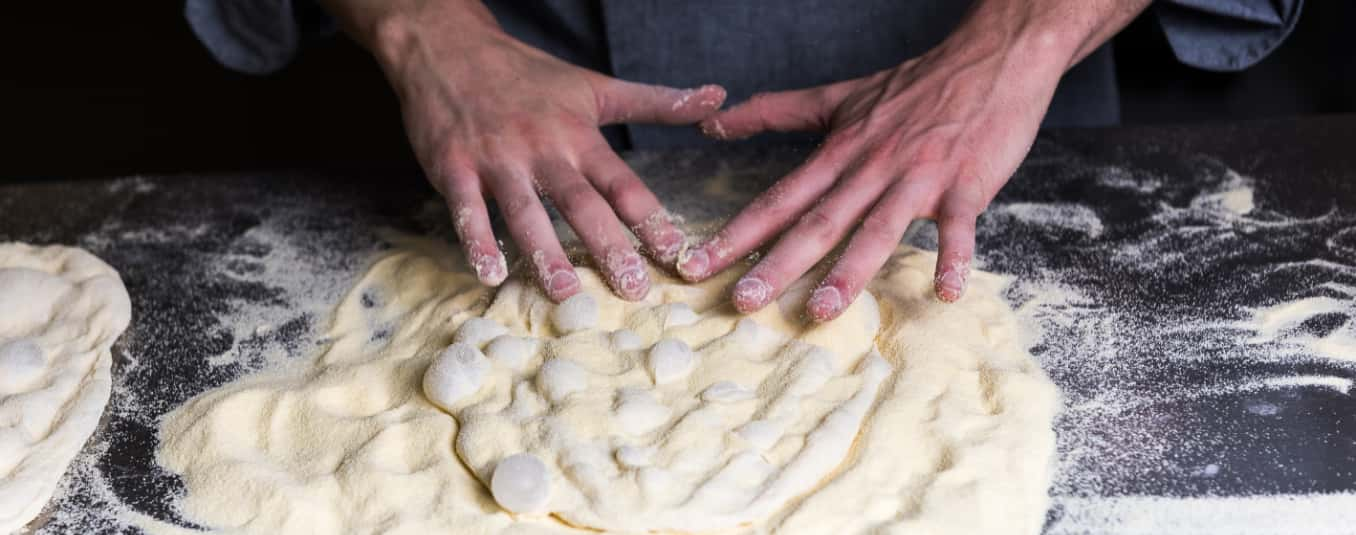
[597,80,727,125]
[699,81,853,141]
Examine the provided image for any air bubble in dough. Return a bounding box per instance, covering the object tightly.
[454,317,509,348]
[647,339,694,384]
[664,303,699,328]
[552,293,598,333]
[422,342,490,410]
[537,358,587,402]
[0,338,46,394]
[484,335,537,371]
[491,453,551,514]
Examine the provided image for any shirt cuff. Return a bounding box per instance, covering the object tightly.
[1155,0,1303,72]
[185,0,335,75]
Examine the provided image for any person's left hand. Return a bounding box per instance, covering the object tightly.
[676,0,1146,321]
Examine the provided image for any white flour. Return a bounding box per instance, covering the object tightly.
[16,142,1356,534]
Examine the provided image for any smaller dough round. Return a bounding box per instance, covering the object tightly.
[491,453,552,514]
[0,338,46,394]
[552,294,598,334]
[423,342,490,410]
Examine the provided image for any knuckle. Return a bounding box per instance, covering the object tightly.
[555,180,602,214]
[799,208,839,243]
[602,175,649,208]
[910,135,956,167]
[858,210,899,244]
[500,193,538,219]
[858,143,898,170]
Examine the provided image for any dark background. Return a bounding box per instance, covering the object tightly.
[0,3,1352,181]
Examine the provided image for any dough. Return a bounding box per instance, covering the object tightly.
[155,238,1057,535]
[0,243,131,533]
[440,268,890,532]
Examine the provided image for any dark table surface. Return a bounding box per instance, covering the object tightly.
[4,114,1355,534]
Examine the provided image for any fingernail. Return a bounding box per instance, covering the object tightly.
[608,250,649,300]
[807,285,843,322]
[677,247,709,281]
[935,267,967,303]
[639,214,684,265]
[732,277,772,313]
[546,268,580,300]
[473,251,508,286]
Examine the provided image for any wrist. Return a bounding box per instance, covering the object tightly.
[318,0,503,69]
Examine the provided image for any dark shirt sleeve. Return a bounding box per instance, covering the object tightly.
[185,0,335,75]
[1156,0,1303,72]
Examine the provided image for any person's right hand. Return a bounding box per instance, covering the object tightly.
[323,0,726,302]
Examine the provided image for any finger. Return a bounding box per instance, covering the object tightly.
[731,162,895,313]
[676,141,854,282]
[699,80,855,141]
[483,167,581,303]
[933,199,977,303]
[578,144,687,266]
[597,81,726,125]
[806,178,931,322]
[538,159,651,301]
[442,171,508,286]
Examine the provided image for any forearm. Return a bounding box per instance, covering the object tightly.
[940,0,1152,77]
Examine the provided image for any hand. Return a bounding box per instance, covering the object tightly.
[678,0,1149,321]
[323,0,726,302]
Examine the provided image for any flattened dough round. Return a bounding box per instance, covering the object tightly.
[154,239,1059,535]
[0,243,131,533]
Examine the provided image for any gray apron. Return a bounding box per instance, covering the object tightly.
[486,0,1119,149]
[188,0,1300,149]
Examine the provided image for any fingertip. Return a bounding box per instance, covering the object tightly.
[806,284,846,322]
[533,253,581,302]
[676,246,710,282]
[933,257,969,304]
[605,248,651,301]
[472,249,509,287]
[694,84,727,110]
[731,276,772,314]
[935,210,976,304]
[544,268,582,302]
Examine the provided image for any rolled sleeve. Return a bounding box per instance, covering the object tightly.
[1156,0,1303,72]
[185,0,335,75]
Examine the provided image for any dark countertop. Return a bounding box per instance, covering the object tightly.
[3,114,1354,533]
